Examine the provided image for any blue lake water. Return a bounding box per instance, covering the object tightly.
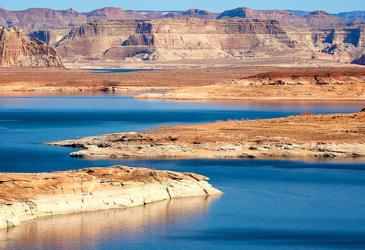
[1,96,365,250]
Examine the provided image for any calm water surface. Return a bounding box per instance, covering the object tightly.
[1,96,365,250]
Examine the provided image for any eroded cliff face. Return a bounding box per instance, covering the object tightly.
[57,18,298,61]
[55,20,140,58]
[0,166,222,230]
[0,26,63,67]
[53,17,365,64]
[28,29,71,46]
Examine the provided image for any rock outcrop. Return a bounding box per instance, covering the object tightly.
[0,166,222,230]
[56,18,297,61]
[51,111,365,160]
[0,26,63,67]
[28,29,71,45]
[55,20,140,58]
[53,16,365,64]
[2,7,364,64]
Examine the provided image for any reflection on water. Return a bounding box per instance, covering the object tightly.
[1,96,365,249]
[0,196,217,250]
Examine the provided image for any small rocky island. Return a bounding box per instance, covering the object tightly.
[0,166,222,230]
[51,111,365,160]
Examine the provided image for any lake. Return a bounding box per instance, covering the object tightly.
[0,95,365,250]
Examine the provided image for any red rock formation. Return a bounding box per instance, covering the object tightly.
[0,26,63,67]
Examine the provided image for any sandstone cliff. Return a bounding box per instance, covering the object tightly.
[57,18,297,61]
[0,166,222,230]
[55,17,365,64]
[0,26,63,67]
[55,20,140,58]
[3,7,364,64]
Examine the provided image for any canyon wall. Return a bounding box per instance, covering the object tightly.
[54,18,365,64]
[0,26,63,67]
[1,7,364,64]
[55,20,140,58]
[56,18,298,61]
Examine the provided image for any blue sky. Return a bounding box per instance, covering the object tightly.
[0,0,363,13]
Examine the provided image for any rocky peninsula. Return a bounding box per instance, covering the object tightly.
[138,68,365,101]
[0,166,222,230]
[51,111,365,160]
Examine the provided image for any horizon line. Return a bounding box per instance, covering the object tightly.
[0,6,364,15]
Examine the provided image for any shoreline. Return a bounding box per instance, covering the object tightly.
[3,90,365,102]
[50,111,365,161]
[0,66,363,101]
[0,166,222,230]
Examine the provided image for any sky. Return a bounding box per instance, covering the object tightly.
[0,0,363,13]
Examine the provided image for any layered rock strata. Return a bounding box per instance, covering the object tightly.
[55,20,141,58]
[55,18,298,61]
[0,26,63,67]
[51,111,365,160]
[54,17,365,64]
[1,7,365,65]
[0,166,222,230]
